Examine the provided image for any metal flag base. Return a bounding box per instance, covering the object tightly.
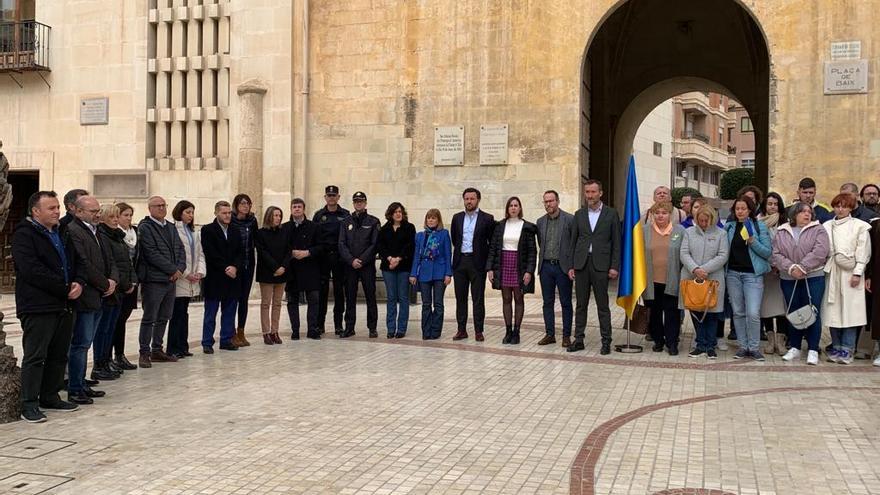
[615,316,643,353]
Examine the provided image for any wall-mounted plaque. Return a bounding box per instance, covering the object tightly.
[479,124,508,165]
[80,97,109,125]
[830,41,861,61]
[824,60,868,95]
[434,126,464,166]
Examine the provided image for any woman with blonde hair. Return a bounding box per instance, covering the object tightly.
[643,201,685,355]
[255,205,290,343]
[410,209,453,340]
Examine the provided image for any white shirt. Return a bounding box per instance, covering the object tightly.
[588,202,603,253]
[462,209,479,253]
[502,218,524,251]
[220,223,229,239]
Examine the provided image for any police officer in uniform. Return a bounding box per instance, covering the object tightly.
[338,191,380,338]
[313,185,351,335]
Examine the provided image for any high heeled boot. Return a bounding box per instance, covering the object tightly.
[502,325,513,344]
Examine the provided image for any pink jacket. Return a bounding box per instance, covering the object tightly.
[771,220,830,280]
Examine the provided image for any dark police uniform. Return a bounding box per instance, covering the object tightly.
[338,191,380,337]
[312,185,351,334]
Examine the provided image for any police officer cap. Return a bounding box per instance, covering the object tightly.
[352,191,367,202]
[325,185,339,195]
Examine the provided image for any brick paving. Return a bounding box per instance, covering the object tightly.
[1,292,879,494]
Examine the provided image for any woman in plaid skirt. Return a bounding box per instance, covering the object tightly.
[487,197,537,344]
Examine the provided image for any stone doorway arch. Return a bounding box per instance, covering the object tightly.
[580,0,771,206]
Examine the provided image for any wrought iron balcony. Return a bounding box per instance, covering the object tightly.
[0,21,51,72]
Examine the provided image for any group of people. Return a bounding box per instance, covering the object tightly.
[13,177,880,423]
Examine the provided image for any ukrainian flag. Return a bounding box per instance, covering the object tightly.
[616,156,648,319]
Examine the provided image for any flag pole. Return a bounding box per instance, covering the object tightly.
[615,315,643,353]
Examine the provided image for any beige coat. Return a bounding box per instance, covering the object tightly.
[174,221,207,298]
[822,217,872,328]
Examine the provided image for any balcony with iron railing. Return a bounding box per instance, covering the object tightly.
[0,21,51,72]
[673,131,732,170]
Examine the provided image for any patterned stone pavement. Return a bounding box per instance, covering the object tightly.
[1,293,880,494]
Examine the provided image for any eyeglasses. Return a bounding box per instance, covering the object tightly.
[86,208,100,214]
[150,204,167,208]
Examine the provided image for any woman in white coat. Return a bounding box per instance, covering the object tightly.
[822,193,872,364]
[166,200,207,358]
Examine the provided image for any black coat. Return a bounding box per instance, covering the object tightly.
[338,211,380,265]
[230,213,259,271]
[97,223,138,303]
[376,221,416,272]
[12,218,78,317]
[68,218,119,312]
[312,206,350,255]
[283,218,323,292]
[136,216,186,283]
[200,220,245,300]
[255,227,291,284]
[486,220,538,293]
[451,210,496,271]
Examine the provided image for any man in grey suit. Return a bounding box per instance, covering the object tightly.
[566,180,621,354]
[536,190,575,347]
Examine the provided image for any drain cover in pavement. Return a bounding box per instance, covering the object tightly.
[0,438,75,459]
[0,472,74,494]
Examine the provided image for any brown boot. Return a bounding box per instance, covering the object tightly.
[138,352,152,369]
[271,333,282,344]
[231,329,243,347]
[237,328,251,347]
[263,334,274,345]
[537,335,556,346]
[561,336,572,348]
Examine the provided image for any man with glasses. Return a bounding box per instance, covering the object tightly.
[313,185,351,335]
[135,196,186,368]
[67,195,118,404]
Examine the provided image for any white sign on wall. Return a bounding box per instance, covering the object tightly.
[830,41,861,61]
[824,60,868,95]
[433,126,464,166]
[80,97,109,125]
[479,124,508,165]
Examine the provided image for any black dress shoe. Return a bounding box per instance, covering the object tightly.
[600,344,611,355]
[115,355,138,370]
[219,343,239,351]
[652,343,665,352]
[106,361,125,374]
[85,378,100,386]
[68,392,94,405]
[182,351,194,357]
[203,346,214,354]
[340,329,355,338]
[369,330,378,338]
[668,345,679,356]
[90,369,118,381]
[84,386,105,398]
[566,340,585,353]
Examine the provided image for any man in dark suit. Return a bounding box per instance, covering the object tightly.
[67,195,118,404]
[567,180,621,355]
[284,198,324,340]
[450,187,495,341]
[201,200,245,352]
[536,190,575,347]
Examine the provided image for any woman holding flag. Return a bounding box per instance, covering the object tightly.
[724,196,772,360]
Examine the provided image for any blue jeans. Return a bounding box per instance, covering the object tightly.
[831,327,858,352]
[726,270,764,352]
[202,298,238,347]
[383,271,410,337]
[780,276,825,352]
[539,262,573,337]
[693,311,720,351]
[68,311,100,394]
[93,302,121,365]
[420,280,446,339]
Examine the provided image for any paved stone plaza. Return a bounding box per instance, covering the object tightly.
[1,294,880,495]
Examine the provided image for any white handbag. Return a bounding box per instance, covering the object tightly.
[785,279,818,330]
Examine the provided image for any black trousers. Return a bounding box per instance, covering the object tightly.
[318,252,347,330]
[288,289,319,336]
[647,283,681,347]
[166,296,191,355]
[344,264,378,331]
[113,287,138,357]
[453,255,487,332]
[20,310,74,411]
[574,256,612,345]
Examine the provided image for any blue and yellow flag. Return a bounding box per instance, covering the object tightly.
[616,156,648,319]
[739,218,754,241]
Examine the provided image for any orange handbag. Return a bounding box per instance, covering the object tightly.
[679,278,719,315]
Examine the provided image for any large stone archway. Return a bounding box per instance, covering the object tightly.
[581,0,771,206]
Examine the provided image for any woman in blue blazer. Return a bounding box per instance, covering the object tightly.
[410,209,453,339]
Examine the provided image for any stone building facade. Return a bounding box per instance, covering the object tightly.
[0,0,878,226]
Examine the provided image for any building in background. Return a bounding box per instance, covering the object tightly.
[670,92,736,199]
[728,99,756,169]
[631,100,673,211]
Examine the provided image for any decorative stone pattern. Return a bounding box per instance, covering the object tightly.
[0,146,16,424]
[146,0,232,173]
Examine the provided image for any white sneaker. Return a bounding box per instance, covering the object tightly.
[716,338,729,351]
[807,350,819,365]
[872,355,880,367]
[782,348,801,362]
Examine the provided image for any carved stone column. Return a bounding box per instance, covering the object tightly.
[0,143,19,423]
[236,79,268,216]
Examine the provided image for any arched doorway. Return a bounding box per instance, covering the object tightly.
[581,0,771,206]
